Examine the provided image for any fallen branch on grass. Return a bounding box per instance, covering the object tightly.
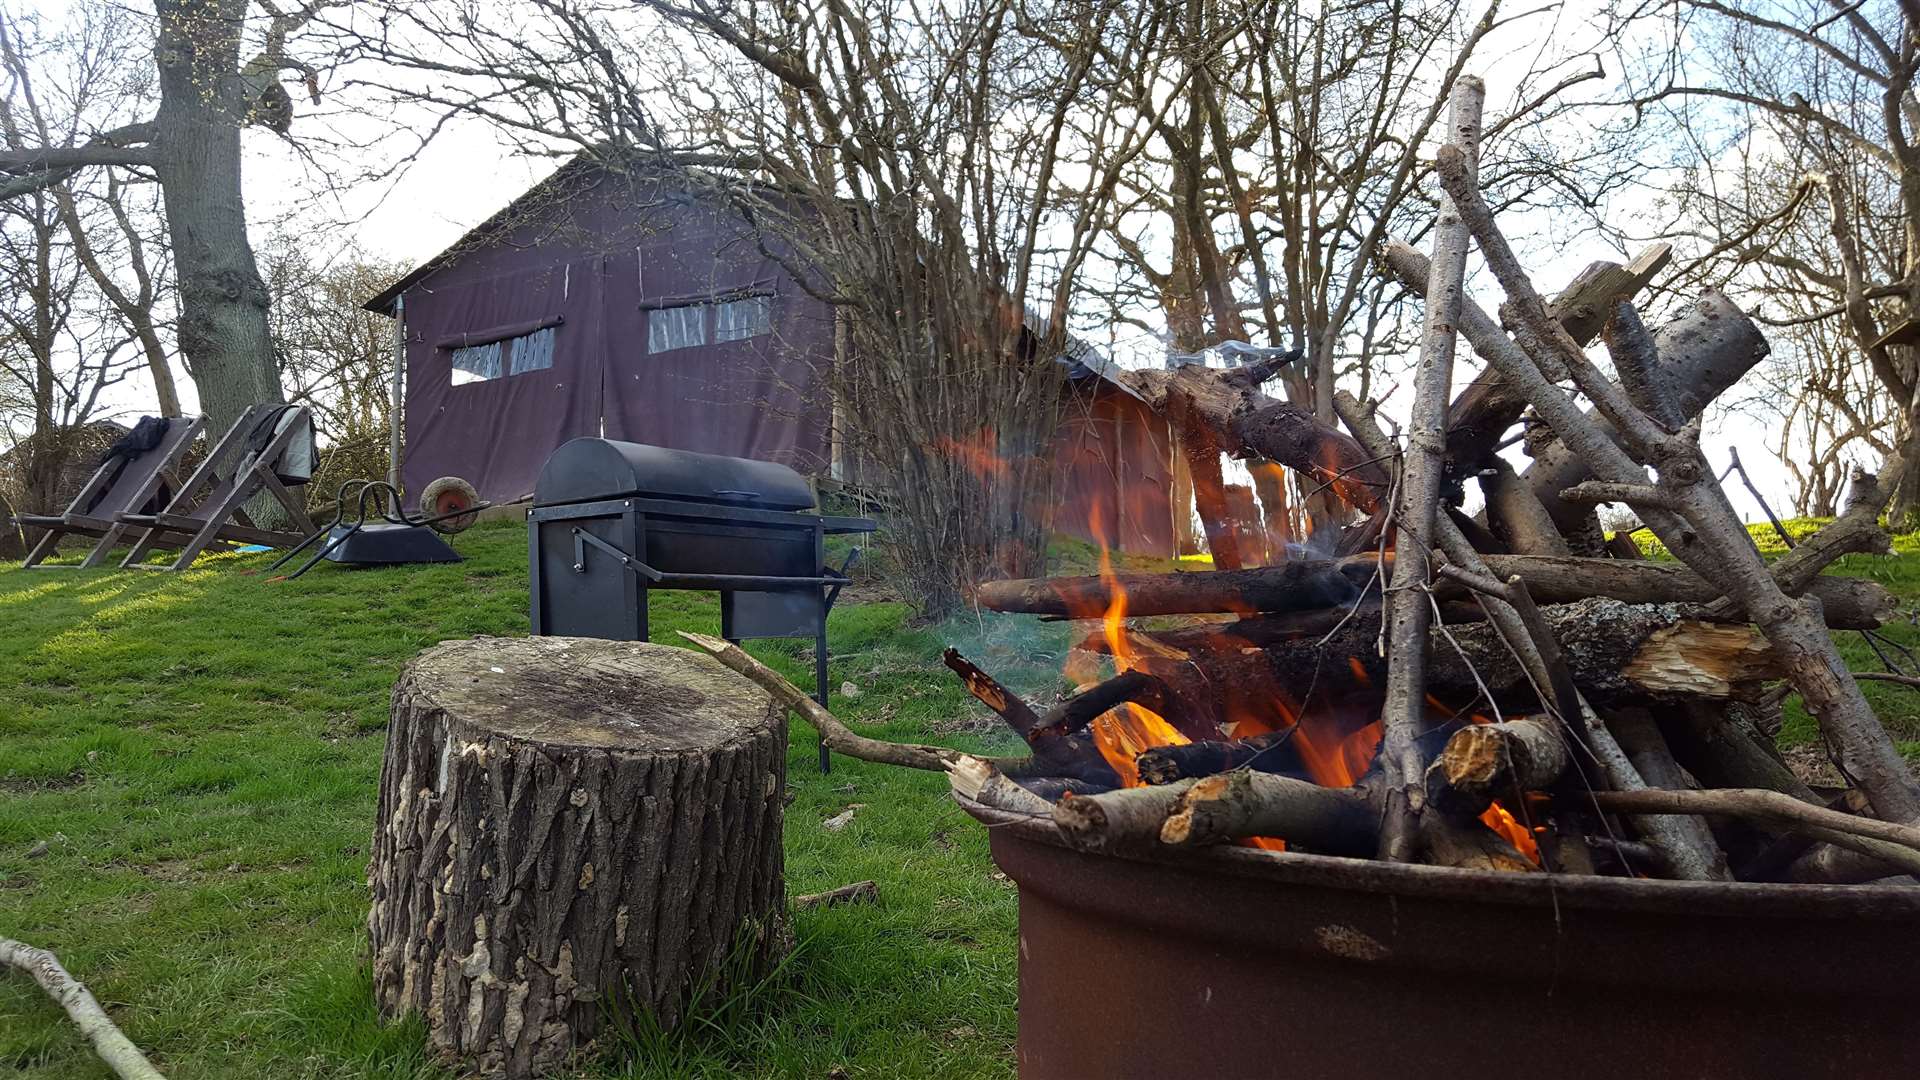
[791,881,880,910]
[0,937,166,1080]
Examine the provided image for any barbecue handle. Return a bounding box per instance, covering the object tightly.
[569,528,847,588]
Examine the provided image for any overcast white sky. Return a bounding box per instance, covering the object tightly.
[53,0,1810,528]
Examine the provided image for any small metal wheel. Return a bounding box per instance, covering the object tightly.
[418,476,481,534]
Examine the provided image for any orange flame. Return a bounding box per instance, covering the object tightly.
[1084,521,1191,786]
[932,426,1010,480]
[1293,718,1383,789]
[1481,802,1543,865]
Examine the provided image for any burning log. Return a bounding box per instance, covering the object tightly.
[1424,717,1570,818]
[976,553,1894,629]
[1135,729,1300,785]
[940,648,1125,786]
[1035,668,1215,743]
[1418,813,1540,873]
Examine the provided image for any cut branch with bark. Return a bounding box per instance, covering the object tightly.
[0,937,166,1080]
[1424,716,1570,818]
[1373,76,1485,860]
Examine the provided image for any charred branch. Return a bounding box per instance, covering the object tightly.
[1135,729,1301,785]
[1036,669,1215,743]
[941,647,1124,785]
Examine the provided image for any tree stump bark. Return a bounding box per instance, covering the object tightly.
[369,636,787,1078]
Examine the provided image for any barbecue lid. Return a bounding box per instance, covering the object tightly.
[534,438,817,511]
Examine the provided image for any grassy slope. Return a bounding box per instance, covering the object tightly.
[0,523,1082,1080]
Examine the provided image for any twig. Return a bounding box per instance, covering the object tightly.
[0,937,166,1080]
[1584,788,1920,858]
[1852,671,1920,690]
[681,631,966,772]
[1726,447,1797,550]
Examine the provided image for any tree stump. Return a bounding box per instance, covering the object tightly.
[368,636,787,1078]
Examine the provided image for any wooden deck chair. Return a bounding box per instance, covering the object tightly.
[117,404,319,571]
[16,416,206,569]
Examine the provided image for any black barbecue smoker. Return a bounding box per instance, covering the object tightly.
[528,438,875,770]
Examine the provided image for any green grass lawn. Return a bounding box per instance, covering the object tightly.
[2,517,1913,1079]
[0,522,1083,1080]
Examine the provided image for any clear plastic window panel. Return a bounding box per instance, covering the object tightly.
[451,341,504,385]
[647,304,709,353]
[714,296,773,343]
[508,326,556,375]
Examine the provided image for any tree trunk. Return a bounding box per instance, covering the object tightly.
[369,637,787,1078]
[151,1,284,512]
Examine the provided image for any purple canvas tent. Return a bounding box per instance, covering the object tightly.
[367,161,1175,555]
[365,165,832,506]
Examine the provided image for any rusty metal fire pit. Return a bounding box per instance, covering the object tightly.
[960,797,1920,1080]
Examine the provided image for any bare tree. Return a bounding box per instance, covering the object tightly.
[0,2,180,418]
[0,0,337,445]
[0,158,138,518]
[1613,0,1920,514]
[260,236,401,494]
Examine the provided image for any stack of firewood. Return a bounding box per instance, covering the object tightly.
[687,77,1920,887]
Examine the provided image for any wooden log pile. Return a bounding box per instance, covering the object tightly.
[688,78,1919,889]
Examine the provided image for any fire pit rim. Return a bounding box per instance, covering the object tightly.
[955,794,1920,918]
